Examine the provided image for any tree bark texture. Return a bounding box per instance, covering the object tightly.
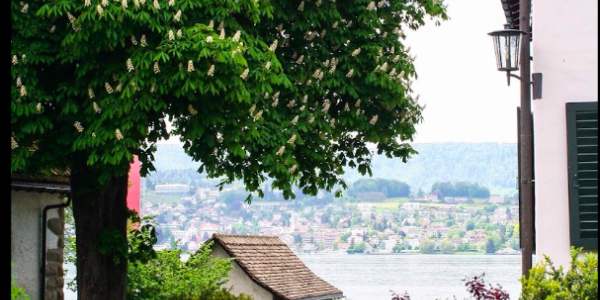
[71,160,129,300]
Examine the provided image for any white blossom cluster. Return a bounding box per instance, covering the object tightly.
[93,102,102,113]
[126,58,135,72]
[188,104,198,115]
[20,2,29,13]
[369,115,379,125]
[73,121,84,133]
[240,68,249,80]
[289,164,298,174]
[67,12,80,31]
[321,99,331,113]
[346,69,354,78]
[232,30,241,42]
[105,82,114,94]
[287,134,297,145]
[276,145,285,156]
[115,129,124,140]
[287,99,296,109]
[11,136,18,150]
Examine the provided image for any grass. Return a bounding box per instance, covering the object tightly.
[356,198,409,212]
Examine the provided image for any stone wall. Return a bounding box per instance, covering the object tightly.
[11,190,66,300]
[45,208,64,300]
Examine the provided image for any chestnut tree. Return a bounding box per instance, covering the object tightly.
[11,0,446,298]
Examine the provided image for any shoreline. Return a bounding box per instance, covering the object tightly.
[297,252,521,256]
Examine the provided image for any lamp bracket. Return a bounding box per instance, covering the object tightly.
[506,72,522,86]
[506,72,535,87]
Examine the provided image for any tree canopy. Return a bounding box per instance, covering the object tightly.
[11,0,447,199]
[348,178,410,198]
[431,181,491,199]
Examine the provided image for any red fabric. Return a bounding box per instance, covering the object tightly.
[127,155,141,214]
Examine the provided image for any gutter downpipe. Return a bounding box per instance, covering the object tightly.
[518,0,534,276]
[41,194,71,300]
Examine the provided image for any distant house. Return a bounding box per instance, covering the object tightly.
[154,183,190,194]
[443,197,469,204]
[488,195,504,204]
[11,174,70,300]
[209,234,344,300]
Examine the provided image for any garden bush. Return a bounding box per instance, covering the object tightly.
[11,279,30,300]
[520,247,598,300]
[125,212,252,300]
[127,242,251,300]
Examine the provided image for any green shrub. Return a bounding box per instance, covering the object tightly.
[127,241,252,300]
[11,280,30,300]
[520,247,598,300]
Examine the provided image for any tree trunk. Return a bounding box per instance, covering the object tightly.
[71,160,129,300]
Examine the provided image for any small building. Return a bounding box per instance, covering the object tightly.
[488,195,504,204]
[154,183,190,194]
[209,234,344,300]
[11,174,70,300]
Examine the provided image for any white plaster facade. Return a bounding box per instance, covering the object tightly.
[11,190,66,300]
[531,0,598,266]
[212,243,274,300]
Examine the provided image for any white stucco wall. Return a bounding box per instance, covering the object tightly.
[212,243,274,300]
[531,1,598,266]
[11,190,66,300]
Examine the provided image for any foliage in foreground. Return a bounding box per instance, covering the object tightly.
[391,248,598,300]
[520,247,598,300]
[11,279,30,300]
[127,243,250,300]
[391,273,509,300]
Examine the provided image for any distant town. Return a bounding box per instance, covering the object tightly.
[143,177,520,256]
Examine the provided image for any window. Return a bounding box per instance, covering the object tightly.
[566,102,598,250]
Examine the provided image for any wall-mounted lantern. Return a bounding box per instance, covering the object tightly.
[489,27,543,99]
[488,28,525,86]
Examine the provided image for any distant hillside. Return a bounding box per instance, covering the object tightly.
[343,143,517,194]
[152,142,200,171]
[150,142,517,195]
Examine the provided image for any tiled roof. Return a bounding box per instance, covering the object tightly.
[501,0,520,29]
[211,234,343,300]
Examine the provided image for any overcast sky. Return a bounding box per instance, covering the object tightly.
[161,0,519,145]
[408,0,519,143]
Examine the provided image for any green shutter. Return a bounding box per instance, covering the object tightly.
[566,102,598,251]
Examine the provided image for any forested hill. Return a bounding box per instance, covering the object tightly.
[343,143,517,194]
[151,142,517,195]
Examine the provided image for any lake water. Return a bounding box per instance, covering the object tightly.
[65,254,521,300]
[298,254,522,300]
